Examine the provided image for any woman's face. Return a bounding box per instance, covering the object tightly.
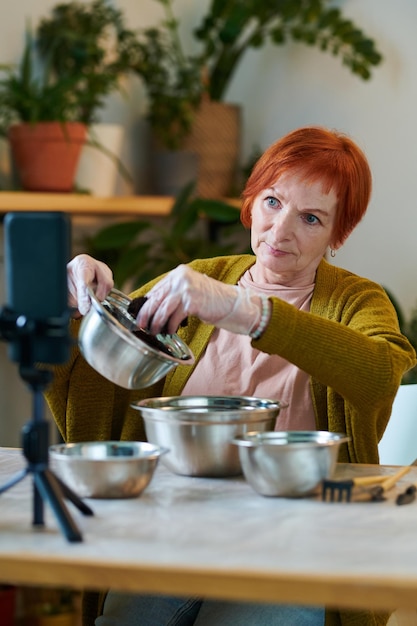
[250,170,338,286]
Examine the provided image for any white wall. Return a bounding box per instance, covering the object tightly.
[1,1,416,440]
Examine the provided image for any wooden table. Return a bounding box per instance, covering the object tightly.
[1,447,417,612]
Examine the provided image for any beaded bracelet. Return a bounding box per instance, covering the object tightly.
[249,295,270,340]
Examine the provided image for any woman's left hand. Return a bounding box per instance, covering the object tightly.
[135,264,264,336]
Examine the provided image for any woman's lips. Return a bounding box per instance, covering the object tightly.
[264,242,291,257]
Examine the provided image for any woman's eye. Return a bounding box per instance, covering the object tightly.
[305,213,320,225]
[265,196,279,208]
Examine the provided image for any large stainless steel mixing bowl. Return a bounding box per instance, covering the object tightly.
[78,288,194,389]
[131,395,287,477]
[49,441,168,498]
[232,431,349,497]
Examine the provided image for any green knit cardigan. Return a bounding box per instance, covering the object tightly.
[45,255,416,626]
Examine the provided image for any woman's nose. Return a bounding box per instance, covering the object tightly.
[271,209,294,238]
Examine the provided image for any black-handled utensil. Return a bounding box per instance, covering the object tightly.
[322,465,412,503]
[396,484,417,505]
[321,475,388,502]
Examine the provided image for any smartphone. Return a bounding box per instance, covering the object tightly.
[4,212,71,365]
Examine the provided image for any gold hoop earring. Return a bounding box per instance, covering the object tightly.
[330,249,336,258]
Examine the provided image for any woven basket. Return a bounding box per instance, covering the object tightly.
[183,100,241,198]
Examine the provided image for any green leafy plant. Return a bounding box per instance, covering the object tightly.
[85,182,250,290]
[0,29,81,135]
[384,288,417,385]
[36,0,142,125]
[132,0,203,150]
[133,0,383,150]
[0,0,141,131]
[196,0,384,101]
[0,0,140,186]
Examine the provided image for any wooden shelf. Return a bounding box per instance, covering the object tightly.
[0,192,174,217]
[0,192,241,219]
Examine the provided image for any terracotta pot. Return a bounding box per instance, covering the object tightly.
[9,122,87,192]
[183,100,241,198]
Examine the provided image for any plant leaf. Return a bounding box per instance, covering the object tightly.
[91,221,150,249]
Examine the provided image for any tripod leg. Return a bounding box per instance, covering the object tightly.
[34,470,83,543]
[51,471,94,516]
[0,467,29,494]
[33,477,44,527]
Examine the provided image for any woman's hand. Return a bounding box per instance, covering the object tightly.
[67,254,114,316]
[136,264,265,336]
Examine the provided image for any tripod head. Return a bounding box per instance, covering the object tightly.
[0,303,67,390]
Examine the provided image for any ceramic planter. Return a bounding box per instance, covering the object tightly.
[76,123,125,197]
[9,122,87,192]
[150,148,199,196]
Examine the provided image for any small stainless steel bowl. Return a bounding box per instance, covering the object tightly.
[49,441,168,499]
[232,431,349,497]
[78,288,194,389]
[131,396,287,478]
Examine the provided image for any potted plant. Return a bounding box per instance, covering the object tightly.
[0,0,140,192]
[37,0,145,194]
[84,181,250,291]
[131,7,203,153]
[0,30,87,192]
[133,0,383,197]
[131,0,203,195]
[36,0,141,127]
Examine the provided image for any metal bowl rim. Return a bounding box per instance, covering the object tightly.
[131,395,287,425]
[87,287,195,365]
[49,440,169,460]
[232,430,350,448]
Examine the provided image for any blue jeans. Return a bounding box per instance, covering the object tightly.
[96,592,325,626]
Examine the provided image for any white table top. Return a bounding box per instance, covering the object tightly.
[1,446,417,612]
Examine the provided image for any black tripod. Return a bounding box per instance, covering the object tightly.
[0,310,93,543]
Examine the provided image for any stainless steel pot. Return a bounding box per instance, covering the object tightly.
[78,288,194,389]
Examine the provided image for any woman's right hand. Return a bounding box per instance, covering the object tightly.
[67,254,114,316]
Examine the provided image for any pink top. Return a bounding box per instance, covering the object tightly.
[182,269,316,431]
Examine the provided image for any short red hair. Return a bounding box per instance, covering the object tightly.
[241,126,372,247]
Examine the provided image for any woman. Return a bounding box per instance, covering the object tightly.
[48,126,415,626]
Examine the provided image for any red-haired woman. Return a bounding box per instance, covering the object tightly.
[53,126,416,626]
